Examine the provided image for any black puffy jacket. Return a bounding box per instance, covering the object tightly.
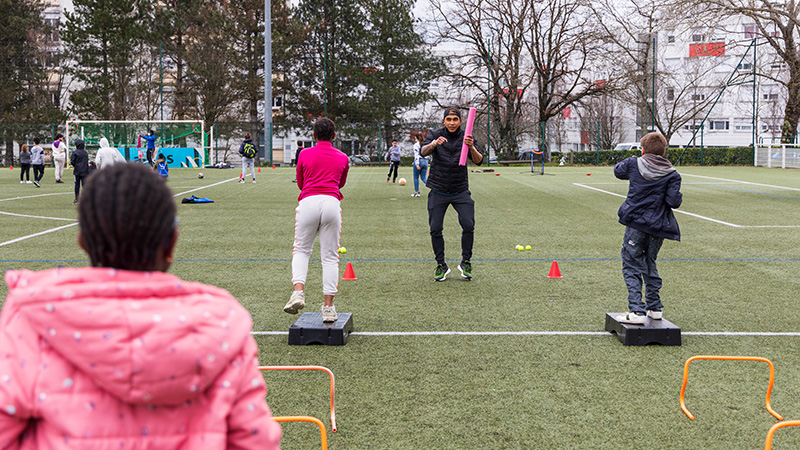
[422,127,481,194]
[614,156,682,241]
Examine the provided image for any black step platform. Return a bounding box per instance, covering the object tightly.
[288,312,353,346]
[604,312,681,346]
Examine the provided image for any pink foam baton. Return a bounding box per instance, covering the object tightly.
[459,107,477,166]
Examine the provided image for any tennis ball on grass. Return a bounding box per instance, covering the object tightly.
[515,245,524,251]
[338,247,346,254]
[525,245,531,250]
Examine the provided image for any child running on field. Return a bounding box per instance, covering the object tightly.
[0,163,282,448]
[155,153,169,179]
[284,117,349,322]
[614,132,682,324]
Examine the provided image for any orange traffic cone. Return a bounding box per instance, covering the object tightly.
[257,167,261,173]
[547,261,562,279]
[9,165,13,170]
[342,262,358,280]
[272,164,276,169]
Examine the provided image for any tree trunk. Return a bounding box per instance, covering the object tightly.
[782,75,800,143]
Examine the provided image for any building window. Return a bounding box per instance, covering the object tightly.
[709,120,729,131]
[734,122,752,132]
[691,93,706,101]
[666,88,675,101]
[666,31,675,43]
[744,25,757,39]
[44,18,60,43]
[691,34,704,42]
[763,93,779,100]
[738,63,753,70]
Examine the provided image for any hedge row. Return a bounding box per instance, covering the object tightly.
[553,147,754,166]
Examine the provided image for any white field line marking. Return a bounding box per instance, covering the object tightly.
[682,173,800,192]
[173,177,239,198]
[0,211,77,222]
[0,192,72,202]
[251,330,800,337]
[573,183,742,227]
[0,222,79,248]
[0,178,240,248]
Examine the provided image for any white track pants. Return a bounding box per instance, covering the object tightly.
[292,195,341,296]
[54,156,66,181]
[242,158,255,179]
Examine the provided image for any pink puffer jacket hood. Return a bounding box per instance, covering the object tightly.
[0,267,281,449]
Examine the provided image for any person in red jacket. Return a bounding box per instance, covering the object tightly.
[0,163,281,449]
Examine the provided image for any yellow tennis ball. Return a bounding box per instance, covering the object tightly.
[516,245,524,251]
[525,245,531,250]
[338,247,346,254]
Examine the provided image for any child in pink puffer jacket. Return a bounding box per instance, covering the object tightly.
[0,163,282,449]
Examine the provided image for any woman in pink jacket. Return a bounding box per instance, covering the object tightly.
[0,163,282,449]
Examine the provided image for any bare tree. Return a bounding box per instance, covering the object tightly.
[590,0,726,144]
[578,94,627,150]
[666,0,800,142]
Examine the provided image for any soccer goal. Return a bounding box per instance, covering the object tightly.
[65,120,212,168]
[754,143,800,169]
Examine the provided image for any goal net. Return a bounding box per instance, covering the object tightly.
[65,120,210,168]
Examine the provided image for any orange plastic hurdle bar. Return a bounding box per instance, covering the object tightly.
[764,420,800,450]
[680,356,783,421]
[273,416,328,450]
[259,365,337,432]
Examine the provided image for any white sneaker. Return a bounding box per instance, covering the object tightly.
[283,291,305,314]
[252,179,256,183]
[238,179,245,183]
[616,312,646,325]
[26,181,32,184]
[322,305,338,323]
[20,181,24,184]
[646,310,663,320]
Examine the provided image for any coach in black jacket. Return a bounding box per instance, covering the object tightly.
[420,107,483,282]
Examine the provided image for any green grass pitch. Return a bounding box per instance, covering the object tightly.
[2,164,800,449]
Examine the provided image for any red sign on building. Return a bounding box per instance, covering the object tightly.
[689,42,725,57]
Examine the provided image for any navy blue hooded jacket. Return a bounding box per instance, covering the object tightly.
[614,155,682,241]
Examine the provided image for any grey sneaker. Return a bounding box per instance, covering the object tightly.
[283,291,305,314]
[322,305,338,323]
[646,309,663,320]
[434,264,450,282]
[238,178,245,184]
[616,312,646,325]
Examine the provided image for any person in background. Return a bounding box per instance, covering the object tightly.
[411,131,429,197]
[238,133,257,184]
[95,137,125,170]
[385,139,401,183]
[155,153,169,180]
[140,130,157,166]
[69,139,89,205]
[52,133,67,184]
[0,163,282,449]
[30,137,45,188]
[292,140,304,182]
[284,118,349,323]
[18,144,31,184]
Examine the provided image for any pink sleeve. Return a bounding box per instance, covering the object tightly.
[296,159,304,189]
[339,163,349,188]
[226,338,282,450]
[0,303,38,449]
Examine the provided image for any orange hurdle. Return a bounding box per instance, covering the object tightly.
[259,365,337,432]
[680,356,783,421]
[764,420,800,450]
[273,416,328,450]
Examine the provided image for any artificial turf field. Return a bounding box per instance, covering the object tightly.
[1,163,800,449]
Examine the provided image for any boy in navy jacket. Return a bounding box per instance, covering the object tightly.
[614,132,682,324]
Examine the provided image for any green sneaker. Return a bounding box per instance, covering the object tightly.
[458,260,472,280]
[434,264,450,282]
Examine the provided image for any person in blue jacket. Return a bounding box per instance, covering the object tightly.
[613,132,682,325]
[140,130,157,166]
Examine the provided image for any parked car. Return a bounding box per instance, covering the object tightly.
[348,154,371,165]
[613,142,641,151]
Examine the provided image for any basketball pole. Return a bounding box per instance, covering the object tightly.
[264,0,273,166]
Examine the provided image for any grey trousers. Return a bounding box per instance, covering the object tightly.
[621,226,664,313]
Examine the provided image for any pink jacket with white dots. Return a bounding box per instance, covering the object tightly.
[0,267,282,449]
